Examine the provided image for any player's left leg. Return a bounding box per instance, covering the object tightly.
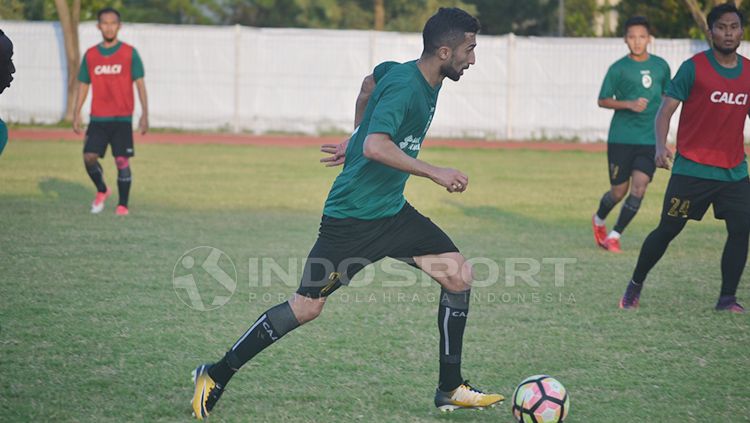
[413,252,503,411]
[110,122,134,215]
[605,170,651,253]
[114,156,131,215]
[717,212,749,313]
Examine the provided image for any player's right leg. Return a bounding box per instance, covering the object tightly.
[191,294,322,419]
[594,144,630,248]
[620,174,711,309]
[191,216,366,419]
[83,122,111,213]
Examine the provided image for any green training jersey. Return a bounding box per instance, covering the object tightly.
[323,60,440,219]
[666,50,748,182]
[0,118,7,155]
[599,54,671,145]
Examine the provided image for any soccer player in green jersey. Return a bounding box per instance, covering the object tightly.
[620,3,749,313]
[191,8,504,420]
[0,29,14,156]
[593,16,671,253]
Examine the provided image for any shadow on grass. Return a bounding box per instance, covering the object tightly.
[38,178,91,203]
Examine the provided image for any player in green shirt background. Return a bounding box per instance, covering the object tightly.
[592,16,671,253]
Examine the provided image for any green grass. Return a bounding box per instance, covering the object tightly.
[1,139,748,422]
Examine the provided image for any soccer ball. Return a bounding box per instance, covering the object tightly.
[512,375,569,423]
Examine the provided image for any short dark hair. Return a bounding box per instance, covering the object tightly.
[624,16,650,35]
[97,7,121,22]
[422,8,480,55]
[707,2,743,29]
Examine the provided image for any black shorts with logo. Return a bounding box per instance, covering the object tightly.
[607,143,656,185]
[296,202,459,298]
[84,121,134,158]
[660,174,750,221]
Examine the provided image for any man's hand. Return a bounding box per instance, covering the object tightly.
[429,167,469,193]
[138,115,149,135]
[655,144,674,169]
[628,97,649,113]
[73,114,83,134]
[320,139,349,167]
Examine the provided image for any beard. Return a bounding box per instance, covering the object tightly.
[714,42,739,55]
[441,63,462,81]
[103,35,117,43]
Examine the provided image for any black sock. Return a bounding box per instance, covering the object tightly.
[614,195,643,234]
[595,191,617,220]
[117,166,131,207]
[209,302,300,387]
[85,162,107,193]
[632,218,686,284]
[438,289,470,392]
[721,214,750,297]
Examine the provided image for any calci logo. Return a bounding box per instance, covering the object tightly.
[710,90,748,105]
[94,64,123,75]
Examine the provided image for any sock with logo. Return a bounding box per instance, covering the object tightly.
[595,191,617,221]
[720,213,750,297]
[208,302,300,387]
[438,288,470,392]
[613,195,642,234]
[85,161,107,193]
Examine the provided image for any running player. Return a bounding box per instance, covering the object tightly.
[72,7,148,216]
[620,3,749,313]
[593,16,671,252]
[191,8,504,420]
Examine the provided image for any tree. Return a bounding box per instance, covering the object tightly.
[615,0,750,39]
[54,0,81,122]
[0,0,25,19]
[683,0,744,43]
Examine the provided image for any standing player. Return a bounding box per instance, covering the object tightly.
[0,29,15,156]
[191,8,504,420]
[72,7,148,216]
[620,3,749,313]
[593,17,671,252]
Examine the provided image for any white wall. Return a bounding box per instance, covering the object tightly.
[0,21,741,141]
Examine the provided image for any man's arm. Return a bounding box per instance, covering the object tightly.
[320,73,376,167]
[598,97,648,113]
[72,82,90,134]
[363,133,468,193]
[654,95,680,169]
[354,74,375,129]
[135,78,148,135]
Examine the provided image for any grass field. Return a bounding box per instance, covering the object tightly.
[1,139,749,422]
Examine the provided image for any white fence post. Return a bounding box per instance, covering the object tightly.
[506,33,515,140]
[232,24,241,133]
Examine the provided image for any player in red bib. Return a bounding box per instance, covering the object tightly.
[73,7,148,216]
[620,3,749,313]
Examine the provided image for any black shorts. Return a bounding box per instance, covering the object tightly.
[660,174,750,221]
[607,143,656,185]
[296,202,459,298]
[83,121,134,158]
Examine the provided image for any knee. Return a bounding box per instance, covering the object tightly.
[444,260,473,293]
[610,186,627,202]
[115,156,129,170]
[726,213,750,238]
[83,154,98,167]
[289,297,325,325]
[630,184,647,198]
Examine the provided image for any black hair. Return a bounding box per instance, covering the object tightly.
[97,7,121,22]
[623,16,650,35]
[422,7,480,55]
[707,2,743,29]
